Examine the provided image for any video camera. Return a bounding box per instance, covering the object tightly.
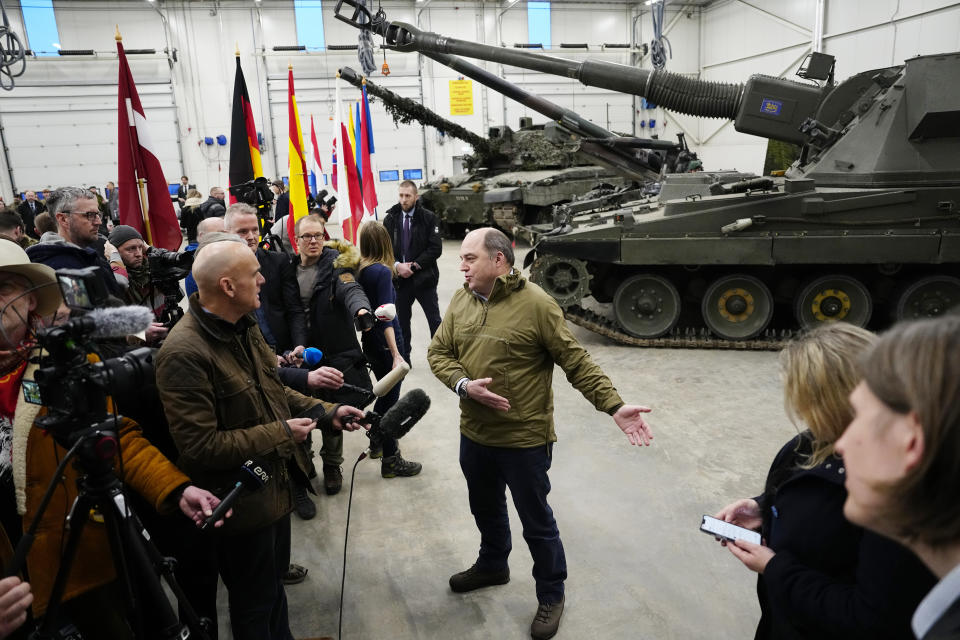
[311,189,338,213]
[25,267,154,449]
[229,176,275,209]
[147,246,193,328]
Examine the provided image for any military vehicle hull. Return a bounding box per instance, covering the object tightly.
[421,158,629,237]
[528,176,959,343]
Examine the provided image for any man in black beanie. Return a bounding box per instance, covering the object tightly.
[108,224,169,345]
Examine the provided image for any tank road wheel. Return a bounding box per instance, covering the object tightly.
[613,274,681,338]
[794,274,872,330]
[701,274,774,340]
[530,255,592,309]
[896,275,960,320]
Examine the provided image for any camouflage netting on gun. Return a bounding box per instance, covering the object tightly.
[355,78,494,158]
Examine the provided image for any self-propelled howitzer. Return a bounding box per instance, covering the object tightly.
[334,4,960,346]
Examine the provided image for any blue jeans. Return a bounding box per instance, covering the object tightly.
[459,435,567,604]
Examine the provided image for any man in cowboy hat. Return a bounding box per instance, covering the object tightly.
[0,239,225,637]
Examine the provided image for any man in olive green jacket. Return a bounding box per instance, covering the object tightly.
[428,228,654,640]
[156,241,364,640]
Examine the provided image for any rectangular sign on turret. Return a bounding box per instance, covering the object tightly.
[449,79,474,116]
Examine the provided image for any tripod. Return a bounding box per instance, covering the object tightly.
[8,419,211,640]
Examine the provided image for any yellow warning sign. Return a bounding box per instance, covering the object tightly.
[449,79,474,116]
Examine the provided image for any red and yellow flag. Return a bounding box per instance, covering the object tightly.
[285,65,309,250]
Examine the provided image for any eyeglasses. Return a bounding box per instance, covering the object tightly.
[298,233,323,242]
[65,210,102,221]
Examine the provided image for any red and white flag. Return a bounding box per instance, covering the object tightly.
[117,37,181,250]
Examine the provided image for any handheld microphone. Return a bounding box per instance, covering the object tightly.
[302,348,409,400]
[202,459,271,530]
[303,347,324,368]
[374,304,396,322]
[363,388,430,457]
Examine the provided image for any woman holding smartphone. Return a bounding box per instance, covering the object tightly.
[714,323,935,639]
[356,221,422,478]
[835,315,960,640]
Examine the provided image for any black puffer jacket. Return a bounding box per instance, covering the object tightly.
[302,240,370,369]
[753,433,936,639]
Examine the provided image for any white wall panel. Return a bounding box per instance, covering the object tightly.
[0,57,178,191]
[3,0,960,203]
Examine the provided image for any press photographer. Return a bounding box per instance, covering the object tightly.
[108,225,193,345]
[228,177,274,239]
[0,239,223,639]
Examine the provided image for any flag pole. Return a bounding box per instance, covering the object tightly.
[117,25,155,246]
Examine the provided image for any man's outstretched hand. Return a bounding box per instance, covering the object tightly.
[613,405,654,446]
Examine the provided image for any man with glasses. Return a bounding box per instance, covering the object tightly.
[292,213,374,498]
[26,186,123,296]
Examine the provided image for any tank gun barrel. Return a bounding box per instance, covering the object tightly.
[425,51,658,182]
[338,66,493,156]
[335,0,825,144]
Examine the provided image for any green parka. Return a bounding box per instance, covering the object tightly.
[428,268,623,448]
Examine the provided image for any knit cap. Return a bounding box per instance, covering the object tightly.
[108,224,143,248]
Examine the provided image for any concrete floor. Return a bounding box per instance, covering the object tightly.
[221,239,797,639]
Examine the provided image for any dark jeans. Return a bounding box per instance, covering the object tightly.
[217,515,294,640]
[367,346,402,457]
[314,356,373,466]
[395,280,442,362]
[459,435,567,604]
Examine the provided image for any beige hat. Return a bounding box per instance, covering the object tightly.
[0,239,62,316]
[184,196,203,208]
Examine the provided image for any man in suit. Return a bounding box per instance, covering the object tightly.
[382,181,443,363]
[176,175,190,206]
[16,191,45,239]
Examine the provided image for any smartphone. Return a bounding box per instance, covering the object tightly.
[700,515,762,545]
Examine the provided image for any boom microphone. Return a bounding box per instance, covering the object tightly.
[71,306,155,339]
[365,388,430,454]
[371,361,410,397]
[202,459,271,530]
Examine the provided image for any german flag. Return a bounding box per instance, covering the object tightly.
[229,54,263,203]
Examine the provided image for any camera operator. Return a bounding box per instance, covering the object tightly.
[0,240,225,638]
[107,225,173,345]
[25,187,124,297]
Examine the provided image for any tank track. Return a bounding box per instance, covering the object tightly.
[563,304,792,351]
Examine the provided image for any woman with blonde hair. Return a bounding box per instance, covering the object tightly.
[713,322,935,639]
[356,221,422,478]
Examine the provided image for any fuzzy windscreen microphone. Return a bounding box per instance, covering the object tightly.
[84,306,155,339]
